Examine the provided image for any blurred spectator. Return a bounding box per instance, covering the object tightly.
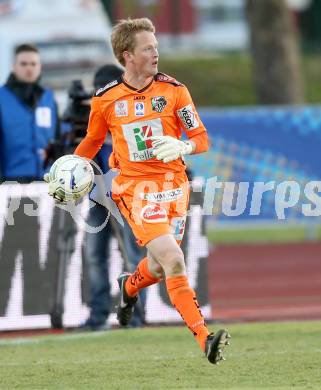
[80,64,146,331]
[0,43,59,182]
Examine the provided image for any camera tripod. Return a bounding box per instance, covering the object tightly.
[50,200,146,329]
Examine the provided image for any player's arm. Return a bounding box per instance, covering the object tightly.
[74,97,108,159]
[175,84,209,155]
[186,131,210,154]
[152,85,209,163]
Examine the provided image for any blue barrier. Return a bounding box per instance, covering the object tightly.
[186,106,321,220]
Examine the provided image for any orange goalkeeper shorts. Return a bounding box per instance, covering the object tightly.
[112,171,189,246]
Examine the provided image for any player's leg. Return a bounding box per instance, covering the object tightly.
[124,251,163,296]
[122,219,148,326]
[112,177,166,326]
[147,233,230,364]
[147,234,209,346]
[117,252,162,326]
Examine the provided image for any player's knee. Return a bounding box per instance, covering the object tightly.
[147,251,164,278]
[147,258,164,278]
[158,249,185,276]
[152,265,164,279]
[167,257,185,276]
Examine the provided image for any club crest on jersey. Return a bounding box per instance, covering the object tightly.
[115,100,128,117]
[135,102,145,116]
[151,96,167,113]
[177,104,199,130]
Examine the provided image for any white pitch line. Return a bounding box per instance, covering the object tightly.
[0,330,113,346]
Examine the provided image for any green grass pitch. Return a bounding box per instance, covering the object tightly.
[0,321,320,389]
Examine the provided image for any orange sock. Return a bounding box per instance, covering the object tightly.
[125,257,161,297]
[166,275,209,351]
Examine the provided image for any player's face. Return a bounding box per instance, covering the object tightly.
[13,51,42,83]
[130,31,159,77]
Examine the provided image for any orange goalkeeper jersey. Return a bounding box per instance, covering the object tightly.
[75,72,209,176]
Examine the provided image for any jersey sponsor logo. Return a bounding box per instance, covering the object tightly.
[115,100,128,117]
[135,102,145,116]
[96,80,118,96]
[151,96,167,113]
[177,104,199,130]
[134,95,145,100]
[122,118,164,162]
[139,188,183,203]
[141,204,168,223]
[170,216,186,241]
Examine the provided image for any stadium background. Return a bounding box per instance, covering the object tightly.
[0,0,321,332]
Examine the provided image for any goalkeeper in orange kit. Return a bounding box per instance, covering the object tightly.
[54,17,230,364]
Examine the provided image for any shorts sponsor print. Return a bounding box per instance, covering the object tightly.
[141,204,168,223]
[112,172,189,246]
[139,188,183,203]
[170,215,186,241]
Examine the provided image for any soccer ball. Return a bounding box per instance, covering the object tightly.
[48,155,94,202]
